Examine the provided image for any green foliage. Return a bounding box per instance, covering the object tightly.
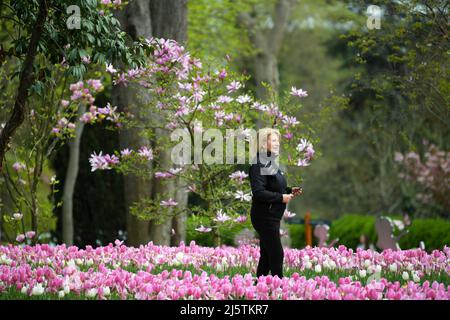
[187,0,254,65]
[287,224,305,248]
[298,0,449,219]
[188,213,450,251]
[4,0,146,83]
[329,214,450,251]
[186,214,253,247]
[1,153,57,242]
[399,219,450,251]
[0,0,149,242]
[329,214,378,249]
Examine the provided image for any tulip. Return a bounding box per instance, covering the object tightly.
[31,284,45,296]
[389,263,398,272]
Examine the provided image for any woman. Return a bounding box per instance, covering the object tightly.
[249,128,302,278]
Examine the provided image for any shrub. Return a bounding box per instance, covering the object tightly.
[187,213,450,251]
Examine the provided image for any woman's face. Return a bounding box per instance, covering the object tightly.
[267,134,280,155]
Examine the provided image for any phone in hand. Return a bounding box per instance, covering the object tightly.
[292,186,303,196]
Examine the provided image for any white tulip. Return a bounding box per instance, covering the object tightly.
[412,273,420,283]
[64,285,70,294]
[103,286,111,296]
[329,260,337,270]
[314,264,322,273]
[364,259,371,268]
[375,265,382,273]
[31,284,45,296]
[304,261,312,269]
[359,270,367,278]
[58,291,65,298]
[402,271,409,280]
[389,263,397,272]
[21,286,28,295]
[0,254,12,265]
[86,288,98,298]
[175,252,184,262]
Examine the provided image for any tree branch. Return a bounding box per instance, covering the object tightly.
[0,0,48,173]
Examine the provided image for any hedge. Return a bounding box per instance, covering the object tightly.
[187,214,450,251]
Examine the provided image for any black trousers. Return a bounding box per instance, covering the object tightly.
[251,217,284,278]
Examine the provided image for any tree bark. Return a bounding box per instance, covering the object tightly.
[114,0,188,246]
[0,0,48,173]
[113,0,154,247]
[149,0,188,246]
[61,104,85,245]
[238,0,296,101]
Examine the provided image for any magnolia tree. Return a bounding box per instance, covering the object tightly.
[89,38,315,245]
[395,141,450,217]
[1,0,149,244]
[3,72,131,245]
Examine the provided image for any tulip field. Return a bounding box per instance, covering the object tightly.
[0,240,449,300]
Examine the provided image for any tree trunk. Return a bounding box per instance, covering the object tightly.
[113,0,154,246]
[61,104,85,245]
[114,0,188,246]
[171,174,188,245]
[148,0,188,246]
[0,0,48,173]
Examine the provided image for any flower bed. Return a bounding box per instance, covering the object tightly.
[0,241,448,300]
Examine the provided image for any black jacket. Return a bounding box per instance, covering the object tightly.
[248,152,292,221]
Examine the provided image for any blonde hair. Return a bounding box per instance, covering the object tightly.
[257,127,280,153]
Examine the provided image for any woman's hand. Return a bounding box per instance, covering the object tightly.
[282,194,294,203]
[291,187,303,197]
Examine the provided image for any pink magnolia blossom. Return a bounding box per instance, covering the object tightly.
[25,231,36,239]
[137,146,153,161]
[195,225,212,233]
[290,86,308,97]
[213,209,231,223]
[12,162,26,172]
[105,63,117,74]
[160,198,178,207]
[229,171,248,184]
[13,213,23,220]
[226,81,242,93]
[283,210,296,219]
